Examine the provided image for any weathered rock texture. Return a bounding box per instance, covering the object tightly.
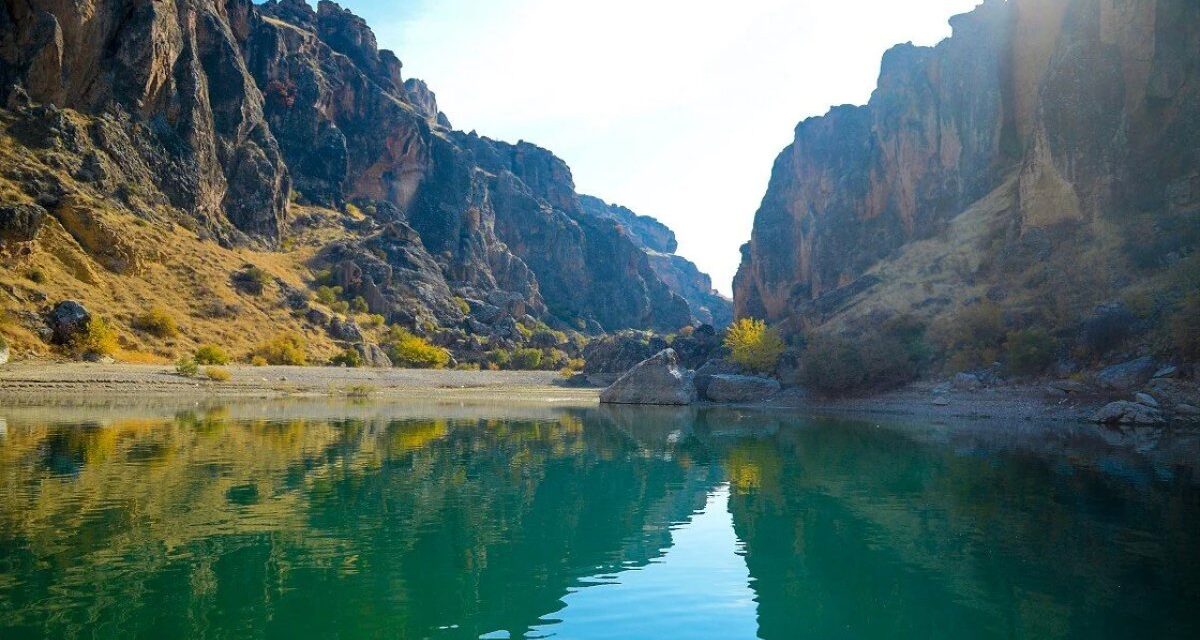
[735,0,1200,338]
[599,349,698,406]
[581,195,732,328]
[0,0,720,354]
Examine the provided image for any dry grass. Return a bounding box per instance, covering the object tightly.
[0,109,347,363]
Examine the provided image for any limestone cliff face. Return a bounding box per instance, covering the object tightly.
[734,0,1200,331]
[580,195,733,328]
[0,0,716,340]
[0,0,292,243]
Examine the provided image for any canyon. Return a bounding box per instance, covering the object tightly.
[0,0,728,364]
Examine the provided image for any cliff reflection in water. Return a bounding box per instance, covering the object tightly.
[0,399,1198,639]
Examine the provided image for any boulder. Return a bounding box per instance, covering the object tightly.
[953,372,983,390]
[48,300,91,345]
[329,316,364,342]
[354,343,393,368]
[306,307,333,327]
[1090,401,1165,425]
[0,203,47,247]
[1135,392,1159,408]
[694,358,745,396]
[1153,366,1178,379]
[703,375,781,403]
[600,349,697,406]
[1096,357,1158,391]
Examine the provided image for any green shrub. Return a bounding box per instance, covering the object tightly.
[485,349,512,369]
[343,384,377,398]
[510,348,543,370]
[315,285,343,305]
[800,334,865,394]
[542,348,569,370]
[194,344,231,365]
[385,326,450,369]
[800,323,927,396]
[724,318,786,374]
[330,300,350,315]
[454,296,471,315]
[233,266,272,295]
[134,307,179,338]
[1005,329,1058,376]
[931,302,1006,371]
[175,357,199,377]
[72,317,118,357]
[365,314,386,327]
[1171,293,1200,360]
[252,332,308,366]
[330,348,364,368]
[204,367,232,382]
[349,296,369,314]
[26,269,46,284]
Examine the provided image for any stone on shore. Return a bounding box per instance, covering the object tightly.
[1095,357,1157,391]
[702,375,780,403]
[1090,401,1165,425]
[354,343,393,368]
[600,349,697,406]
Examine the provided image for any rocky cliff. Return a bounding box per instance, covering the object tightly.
[0,0,716,361]
[735,0,1200,350]
[580,195,732,328]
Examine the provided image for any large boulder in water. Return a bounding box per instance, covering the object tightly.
[600,349,697,406]
[703,375,781,403]
[48,301,91,345]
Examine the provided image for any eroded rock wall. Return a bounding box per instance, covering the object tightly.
[734,0,1200,331]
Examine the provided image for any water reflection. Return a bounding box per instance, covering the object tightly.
[0,400,1197,639]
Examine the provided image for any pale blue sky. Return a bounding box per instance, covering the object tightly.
[335,0,982,294]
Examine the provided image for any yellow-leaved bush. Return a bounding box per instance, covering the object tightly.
[723,318,785,374]
[384,326,450,369]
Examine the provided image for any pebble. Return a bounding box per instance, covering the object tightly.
[1153,366,1178,379]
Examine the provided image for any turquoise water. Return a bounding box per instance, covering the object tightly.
[0,400,1197,639]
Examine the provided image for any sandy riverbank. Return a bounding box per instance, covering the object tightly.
[0,362,599,403]
[0,362,1121,425]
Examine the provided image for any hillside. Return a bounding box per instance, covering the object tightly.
[0,0,727,365]
[734,0,1200,382]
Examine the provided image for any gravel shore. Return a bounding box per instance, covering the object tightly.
[0,362,599,403]
[0,363,1135,426]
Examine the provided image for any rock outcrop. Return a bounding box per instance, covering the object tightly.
[1,0,292,243]
[599,349,698,406]
[581,195,732,327]
[47,300,89,345]
[734,0,1200,343]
